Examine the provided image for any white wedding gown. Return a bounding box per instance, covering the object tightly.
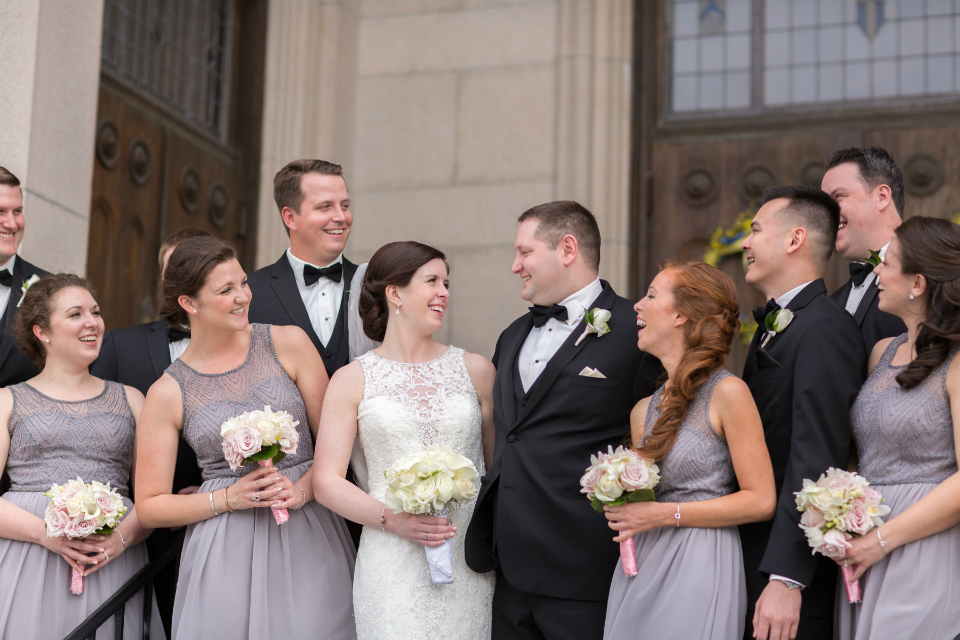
[352,346,495,640]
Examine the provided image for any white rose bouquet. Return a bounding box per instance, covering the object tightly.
[794,467,891,603]
[383,445,479,584]
[220,405,300,524]
[580,445,660,576]
[43,477,128,594]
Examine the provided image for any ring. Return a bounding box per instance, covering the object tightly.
[253,492,261,503]
[424,534,428,540]
[104,551,110,561]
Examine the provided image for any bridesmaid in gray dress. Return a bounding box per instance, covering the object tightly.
[135,237,356,640]
[0,274,161,639]
[834,217,960,640]
[603,262,776,640]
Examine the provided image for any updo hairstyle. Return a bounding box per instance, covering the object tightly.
[359,241,448,342]
[636,261,741,462]
[158,236,237,327]
[891,216,960,389]
[15,273,96,370]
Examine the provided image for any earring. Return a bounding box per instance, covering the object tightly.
[44,339,49,343]
[396,302,401,314]
[909,294,915,300]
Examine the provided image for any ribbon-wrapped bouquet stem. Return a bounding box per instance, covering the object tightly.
[581,445,660,577]
[221,405,300,524]
[43,478,128,594]
[794,468,891,603]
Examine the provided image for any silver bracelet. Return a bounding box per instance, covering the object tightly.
[675,503,681,527]
[209,491,220,517]
[294,483,306,509]
[115,530,126,549]
[877,528,887,553]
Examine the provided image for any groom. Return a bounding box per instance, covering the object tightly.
[466,201,662,640]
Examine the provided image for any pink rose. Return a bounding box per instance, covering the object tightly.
[44,507,70,535]
[277,425,299,455]
[841,499,872,535]
[72,517,99,538]
[620,460,651,491]
[222,435,244,470]
[95,494,116,514]
[235,424,262,458]
[862,487,882,506]
[824,471,858,498]
[580,465,604,494]
[817,528,852,558]
[53,485,80,508]
[800,508,826,529]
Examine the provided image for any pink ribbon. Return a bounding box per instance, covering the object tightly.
[258,459,289,524]
[841,564,861,603]
[620,538,637,577]
[70,567,84,595]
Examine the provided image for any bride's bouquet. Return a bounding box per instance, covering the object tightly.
[43,477,128,595]
[383,445,480,584]
[581,445,660,577]
[221,405,300,524]
[794,468,891,603]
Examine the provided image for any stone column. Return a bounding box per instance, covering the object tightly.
[0,0,104,274]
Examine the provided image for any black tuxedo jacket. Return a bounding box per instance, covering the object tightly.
[0,257,48,387]
[247,254,358,379]
[465,281,663,602]
[831,278,906,356]
[739,280,866,627]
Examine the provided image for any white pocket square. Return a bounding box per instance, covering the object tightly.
[579,366,607,379]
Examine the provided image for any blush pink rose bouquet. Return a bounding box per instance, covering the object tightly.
[43,477,127,594]
[220,405,300,524]
[794,467,891,602]
[580,445,660,577]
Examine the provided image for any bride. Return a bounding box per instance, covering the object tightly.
[314,241,496,639]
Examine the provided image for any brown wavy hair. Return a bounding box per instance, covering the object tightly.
[891,216,960,389]
[636,261,740,462]
[15,273,96,370]
[158,236,237,328]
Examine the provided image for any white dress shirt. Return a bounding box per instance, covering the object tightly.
[169,336,190,363]
[0,254,15,322]
[286,249,344,346]
[517,278,603,393]
[844,243,889,316]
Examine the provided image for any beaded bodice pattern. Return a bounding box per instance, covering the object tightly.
[166,324,314,481]
[5,381,135,496]
[852,334,959,486]
[643,369,737,504]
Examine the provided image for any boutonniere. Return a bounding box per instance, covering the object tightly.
[17,274,40,308]
[863,250,882,267]
[761,308,794,348]
[575,308,611,346]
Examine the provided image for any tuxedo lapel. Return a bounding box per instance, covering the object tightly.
[333,258,358,371]
[147,320,173,380]
[0,258,30,367]
[269,256,322,352]
[742,325,764,383]
[832,279,852,308]
[853,280,880,326]
[499,316,533,429]
[743,280,826,380]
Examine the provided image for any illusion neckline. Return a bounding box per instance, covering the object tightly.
[368,346,451,367]
[21,380,109,404]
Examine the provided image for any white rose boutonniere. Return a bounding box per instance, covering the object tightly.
[761,308,794,347]
[17,274,41,308]
[575,308,611,346]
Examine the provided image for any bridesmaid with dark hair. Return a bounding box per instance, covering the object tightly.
[835,216,960,640]
[0,273,162,639]
[135,236,356,640]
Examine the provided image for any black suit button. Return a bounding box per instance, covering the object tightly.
[324,350,332,359]
[507,434,517,443]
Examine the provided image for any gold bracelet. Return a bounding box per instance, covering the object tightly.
[380,505,387,531]
[223,487,234,513]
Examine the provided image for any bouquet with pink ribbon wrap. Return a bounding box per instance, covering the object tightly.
[43,478,127,595]
[794,467,891,603]
[580,445,660,577]
[221,405,300,524]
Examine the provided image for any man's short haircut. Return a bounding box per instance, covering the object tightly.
[761,185,841,266]
[273,159,345,237]
[824,146,905,219]
[158,227,212,271]
[0,166,21,189]
[517,201,601,272]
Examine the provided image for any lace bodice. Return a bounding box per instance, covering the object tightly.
[5,381,135,495]
[166,324,314,482]
[852,334,959,486]
[643,369,737,504]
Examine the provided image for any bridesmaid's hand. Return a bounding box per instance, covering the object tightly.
[603,502,672,542]
[834,528,885,581]
[40,533,108,575]
[227,466,290,510]
[385,511,456,548]
[75,531,126,577]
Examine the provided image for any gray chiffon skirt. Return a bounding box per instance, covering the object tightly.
[171,461,358,640]
[835,483,960,640]
[604,525,746,640]
[0,492,163,640]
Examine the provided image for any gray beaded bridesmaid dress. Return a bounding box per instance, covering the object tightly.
[167,323,356,640]
[0,381,163,640]
[604,369,746,640]
[836,335,960,640]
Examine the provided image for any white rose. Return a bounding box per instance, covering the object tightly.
[770,309,794,333]
[435,477,455,507]
[65,496,84,519]
[592,309,612,325]
[593,472,624,502]
[452,477,478,502]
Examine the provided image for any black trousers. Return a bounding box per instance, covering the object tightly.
[493,570,607,640]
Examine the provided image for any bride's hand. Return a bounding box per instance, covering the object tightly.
[385,510,456,547]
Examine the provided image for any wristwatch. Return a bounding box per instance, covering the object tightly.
[772,578,803,591]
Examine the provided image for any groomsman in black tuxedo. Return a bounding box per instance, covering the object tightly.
[738,186,866,640]
[821,147,906,354]
[465,201,662,640]
[0,166,49,387]
[90,227,209,638]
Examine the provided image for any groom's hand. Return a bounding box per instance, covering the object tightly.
[752,580,800,640]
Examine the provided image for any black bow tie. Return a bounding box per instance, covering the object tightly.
[530,304,569,328]
[0,270,11,288]
[752,299,781,326]
[304,262,342,286]
[849,262,873,287]
[168,327,191,342]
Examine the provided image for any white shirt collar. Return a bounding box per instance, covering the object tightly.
[286,249,343,286]
[0,254,17,275]
[775,280,814,309]
[556,279,603,326]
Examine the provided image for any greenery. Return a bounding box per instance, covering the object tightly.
[703,206,758,345]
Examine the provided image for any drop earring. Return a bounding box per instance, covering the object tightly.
[396,301,401,314]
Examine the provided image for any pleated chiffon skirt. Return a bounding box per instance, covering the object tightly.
[0,492,163,640]
[835,483,960,640]
[604,525,746,640]
[171,461,358,640]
